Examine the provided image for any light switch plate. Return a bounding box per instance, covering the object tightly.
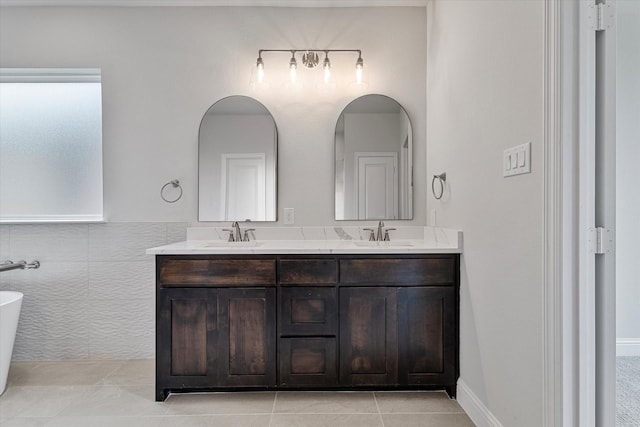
[503,142,531,177]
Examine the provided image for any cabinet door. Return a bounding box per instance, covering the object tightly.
[218,288,277,386]
[339,287,398,385]
[156,288,217,401]
[397,287,457,385]
[279,337,337,387]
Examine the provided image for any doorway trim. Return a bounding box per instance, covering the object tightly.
[547,1,618,425]
[543,0,563,426]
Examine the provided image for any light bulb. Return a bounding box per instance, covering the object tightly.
[355,56,364,85]
[323,55,331,83]
[289,66,297,84]
[289,54,297,84]
[256,57,264,84]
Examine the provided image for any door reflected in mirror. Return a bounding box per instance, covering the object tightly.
[198,96,277,221]
[335,94,413,220]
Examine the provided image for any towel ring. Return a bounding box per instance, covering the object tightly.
[161,179,183,203]
[431,172,446,200]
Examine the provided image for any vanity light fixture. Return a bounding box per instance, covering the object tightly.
[255,49,364,85]
[355,54,364,85]
[323,52,331,83]
[288,51,297,83]
[256,55,265,83]
[302,51,319,68]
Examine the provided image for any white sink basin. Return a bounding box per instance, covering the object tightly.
[352,241,415,248]
[203,241,263,248]
[352,241,379,247]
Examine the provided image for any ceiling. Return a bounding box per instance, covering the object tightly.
[0,0,428,6]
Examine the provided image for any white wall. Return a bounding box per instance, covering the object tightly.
[616,0,640,355]
[0,6,427,226]
[427,1,544,426]
[0,5,426,361]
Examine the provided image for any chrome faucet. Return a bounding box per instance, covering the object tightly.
[223,221,243,242]
[232,221,242,242]
[376,220,385,242]
[222,221,255,242]
[363,221,396,241]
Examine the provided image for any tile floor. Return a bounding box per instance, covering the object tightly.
[0,360,475,427]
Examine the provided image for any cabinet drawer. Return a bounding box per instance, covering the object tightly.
[159,259,276,287]
[279,259,338,285]
[279,287,337,336]
[340,256,456,285]
[279,337,337,387]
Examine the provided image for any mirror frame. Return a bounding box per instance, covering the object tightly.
[334,93,414,221]
[197,95,278,222]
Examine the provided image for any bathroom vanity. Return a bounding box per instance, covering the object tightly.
[149,233,461,402]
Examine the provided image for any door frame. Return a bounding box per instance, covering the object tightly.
[354,151,398,219]
[547,1,617,426]
[543,0,563,425]
[220,152,267,220]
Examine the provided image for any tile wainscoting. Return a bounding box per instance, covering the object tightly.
[0,222,187,361]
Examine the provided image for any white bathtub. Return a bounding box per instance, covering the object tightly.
[0,291,23,395]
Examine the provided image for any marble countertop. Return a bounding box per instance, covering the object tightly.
[146,226,462,255]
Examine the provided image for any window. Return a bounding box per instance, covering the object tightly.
[0,69,103,222]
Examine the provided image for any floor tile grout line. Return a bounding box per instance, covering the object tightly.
[372,391,385,427]
[4,414,279,422]
[98,360,126,386]
[160,413,274,416]
[270,412,380,415]
[378,411,467,415]
[268,391,278,427]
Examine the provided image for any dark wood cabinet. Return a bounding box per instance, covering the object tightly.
[339,287,398,386]
[279,337,337,386]
[217,288,277,387]
[338,255,458,392]
[279,286,337,336]
[156,288,218,401]
[156,254,459,401]
[277,258,339,387]
[397,287,458,393]
[279,258,338,285]
[156,256,277,400]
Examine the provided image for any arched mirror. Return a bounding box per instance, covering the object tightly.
[198,96,277,221]
[335,94,413,220]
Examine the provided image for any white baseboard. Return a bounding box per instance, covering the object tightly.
[457,379,504,427]
[617,338,640,356]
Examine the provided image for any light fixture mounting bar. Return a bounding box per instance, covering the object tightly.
[257,49,363,70]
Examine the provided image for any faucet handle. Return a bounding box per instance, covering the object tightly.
[362,228,376,241]
[243,229,256,242]
[222,229,235,242]
[383,228,396,241]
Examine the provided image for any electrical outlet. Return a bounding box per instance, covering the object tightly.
[284,208,295,225]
